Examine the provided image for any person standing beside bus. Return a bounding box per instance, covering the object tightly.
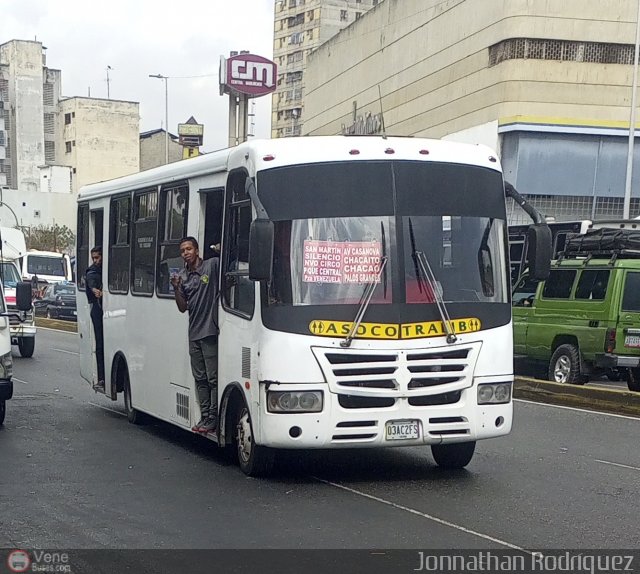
[85,246,105,390]
[170,237,219,434]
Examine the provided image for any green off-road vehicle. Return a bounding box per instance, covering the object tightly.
[513,227,640,391]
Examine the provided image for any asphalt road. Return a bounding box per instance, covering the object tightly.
[1,329,639,564]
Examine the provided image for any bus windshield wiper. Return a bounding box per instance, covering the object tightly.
[409,218,458,344]
[341,255,388,348]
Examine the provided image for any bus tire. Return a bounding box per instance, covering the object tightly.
[18,337,35,358]
[431,441,476,469]
[235,404,274,477]
[123,369,146,425]
[0,400,5,426]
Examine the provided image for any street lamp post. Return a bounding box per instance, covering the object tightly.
[623,0,640,219]
[149,74,169,165]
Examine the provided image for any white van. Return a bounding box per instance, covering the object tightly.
[20,250,73,285]
[0,228,37,357]
[0,279,32,424]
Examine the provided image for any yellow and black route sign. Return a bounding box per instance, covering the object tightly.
[308,318,481,340]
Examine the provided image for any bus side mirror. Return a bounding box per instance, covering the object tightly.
[527,223,552,281]
[249,219,274,282]
[16,281,33,311]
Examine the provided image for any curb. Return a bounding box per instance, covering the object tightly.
[514,376,640,417]
[35,317,77,333]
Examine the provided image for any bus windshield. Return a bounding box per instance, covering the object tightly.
[259,160,509,334]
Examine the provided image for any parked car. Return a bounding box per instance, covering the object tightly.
[513,229,640,391]
[34,282,77,321]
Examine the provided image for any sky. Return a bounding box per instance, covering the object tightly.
[1,0,275,152]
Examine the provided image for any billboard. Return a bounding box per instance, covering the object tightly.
[220,53,277,98]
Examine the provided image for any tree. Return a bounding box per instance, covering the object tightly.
[23,224,75,254]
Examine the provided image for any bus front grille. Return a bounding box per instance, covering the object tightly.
[313,344,480,407]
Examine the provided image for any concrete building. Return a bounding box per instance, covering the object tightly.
[272,0,378,138]
[0,39,139,232]
[302,0,640,222]
[139,128,183,171]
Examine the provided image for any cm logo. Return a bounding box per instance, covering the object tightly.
[223,53,277,97]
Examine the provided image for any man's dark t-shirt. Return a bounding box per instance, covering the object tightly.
[178,257,219,342]
[85,263,102,307]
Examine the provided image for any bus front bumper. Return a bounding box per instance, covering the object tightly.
[256,385,512,449]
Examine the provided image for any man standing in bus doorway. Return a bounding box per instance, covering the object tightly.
[85,246,105,391]
[170,237,219,434]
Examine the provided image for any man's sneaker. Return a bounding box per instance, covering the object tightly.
[199,415,218,434]
[192,417,207,432]
[92,380,105,391]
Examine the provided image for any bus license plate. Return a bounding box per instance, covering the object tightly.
[624,335,640,348]
[385,419,420,441]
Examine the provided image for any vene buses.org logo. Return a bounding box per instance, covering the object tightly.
[7,549,31,573]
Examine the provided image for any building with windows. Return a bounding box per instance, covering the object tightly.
[302,0,640,222]
[272,0,378,138]
[0,39,139,231]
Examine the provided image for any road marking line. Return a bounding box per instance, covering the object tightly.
[514,398,640,421]
[89,402,126,417]
[12,378,29,385]
[313,477,528,552]
[594,459,640,472]
[52,348,79,355]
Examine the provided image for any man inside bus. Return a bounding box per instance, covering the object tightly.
[85,246,105,390]
[170,237,219,434]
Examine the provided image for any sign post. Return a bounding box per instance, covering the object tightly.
[220,51,277,147]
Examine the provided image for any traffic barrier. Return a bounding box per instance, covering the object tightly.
[515,376,640,417]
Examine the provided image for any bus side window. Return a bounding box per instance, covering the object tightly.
[223,171,254,317]
[157,184,188,297]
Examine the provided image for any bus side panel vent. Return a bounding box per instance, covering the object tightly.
[176,392,190,420]
[241,347,251,379]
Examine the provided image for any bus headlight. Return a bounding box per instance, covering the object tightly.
[477,382,512,404]
[267,391,323,413]
[0,351,13,379]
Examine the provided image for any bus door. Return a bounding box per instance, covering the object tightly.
[78,207,104,388]
[218,173,256,404]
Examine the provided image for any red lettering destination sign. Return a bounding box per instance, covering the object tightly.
[220,53,277,98]
[303,240,382,284]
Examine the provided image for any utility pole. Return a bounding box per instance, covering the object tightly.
[149,74,169,164]
[624,0,640,219]
[106,66,113,99]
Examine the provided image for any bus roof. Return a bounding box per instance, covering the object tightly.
[25,250,69,258]
[78,136,502,202]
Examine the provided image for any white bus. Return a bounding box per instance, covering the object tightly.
[76,136,550,476]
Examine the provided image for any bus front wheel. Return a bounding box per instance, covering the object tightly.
[235,405,274,477]
[431,441,476,469]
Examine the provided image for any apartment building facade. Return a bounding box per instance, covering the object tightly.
[302,0,640,222]
[0,40,139,231]
[272,0,378,138]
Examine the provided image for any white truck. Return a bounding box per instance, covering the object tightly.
[0,227,37,357]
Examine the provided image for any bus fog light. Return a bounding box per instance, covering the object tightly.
[477,382,512,404]
[267,390,323,413]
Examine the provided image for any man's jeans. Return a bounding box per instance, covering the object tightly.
[189,335,218,419]
[90,303,105,383]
